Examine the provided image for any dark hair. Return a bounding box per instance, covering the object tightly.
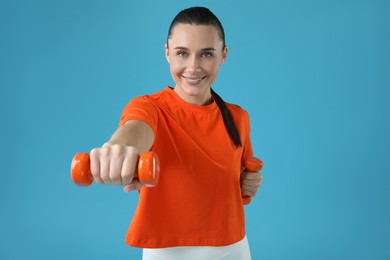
[167,6,226,49]
[168,7,242,147]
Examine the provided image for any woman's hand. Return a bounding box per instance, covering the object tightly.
[89,144,143,192]
[88,120,155,192]
[240,170,263,197]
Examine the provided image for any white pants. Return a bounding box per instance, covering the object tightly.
[142,236,251,260]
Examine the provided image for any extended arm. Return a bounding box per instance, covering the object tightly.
[89,120,155,192]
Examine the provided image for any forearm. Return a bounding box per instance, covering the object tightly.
[103,120,155,154]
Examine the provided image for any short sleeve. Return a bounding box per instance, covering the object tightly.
[119,96,159,133]
[241,109,254,159]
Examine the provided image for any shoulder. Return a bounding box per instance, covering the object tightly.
[120,88,169,128]
[131,88,165,102]
[225,102,249,117]
[224,102,251,133]
[124,88,170,111]
[130,87,172,105]
[121,88,168,114]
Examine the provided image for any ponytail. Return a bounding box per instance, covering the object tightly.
[211,88,242,147]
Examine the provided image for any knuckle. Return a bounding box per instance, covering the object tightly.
[101,147,110,157]
[126,146,139,157]
[111,144,124,156]
[90,148,100,157]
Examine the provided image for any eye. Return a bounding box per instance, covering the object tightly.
[177,51,188,57]
[201,52,213,58]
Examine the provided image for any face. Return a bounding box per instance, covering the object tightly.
[165,24,227,105]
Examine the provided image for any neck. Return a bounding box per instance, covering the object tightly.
[173,86,212,106]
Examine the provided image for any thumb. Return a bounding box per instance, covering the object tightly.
[124,179,143,193]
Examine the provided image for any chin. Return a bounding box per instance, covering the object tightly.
[183,83,209,95]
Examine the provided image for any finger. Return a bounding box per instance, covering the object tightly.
[242,174,263,187]
[242,174,262,183]
[90,148,102,184]
[240,172,261,183]
[132,180,143,190]
[240,171,248,180]
[124,180,143,193]
[242,178,262,189]
[242,190,252,197]
[241,185,259,197]
[241,176,262,197]
[241,183,261,193]
[121,153,137,186]
[243,190,256,197]
[99,148,111,184]
[242,172,262,179]
[110,149,125,185]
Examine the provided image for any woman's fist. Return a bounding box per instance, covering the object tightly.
[90,144,142,191]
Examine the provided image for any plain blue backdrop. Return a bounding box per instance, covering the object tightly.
[1,0,389,259]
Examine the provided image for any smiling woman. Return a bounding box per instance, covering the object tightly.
[82,6,263,260]
[165,24,226,106]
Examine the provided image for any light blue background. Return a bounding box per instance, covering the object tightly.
[1,0,389,259]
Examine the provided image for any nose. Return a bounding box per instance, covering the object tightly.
[187,56,202,74]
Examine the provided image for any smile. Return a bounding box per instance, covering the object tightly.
[182,75,207,85]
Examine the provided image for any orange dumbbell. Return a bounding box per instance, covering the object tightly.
[71,151,160,187]
[242,156,263,205]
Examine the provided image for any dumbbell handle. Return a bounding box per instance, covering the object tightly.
[242,156,263,205]
[71,151,160,187]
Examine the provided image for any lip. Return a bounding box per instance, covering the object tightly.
[181,75,207,86]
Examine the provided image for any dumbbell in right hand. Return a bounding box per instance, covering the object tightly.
[70,151,160,187]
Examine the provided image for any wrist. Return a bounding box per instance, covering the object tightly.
[102,142,114,148]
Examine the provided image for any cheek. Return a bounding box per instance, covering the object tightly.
[204,61,221,76]
[169,59,185,74]
[168,57,222,77]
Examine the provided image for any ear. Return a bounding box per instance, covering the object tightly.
[165,44,170,64]
[221,46,228,65]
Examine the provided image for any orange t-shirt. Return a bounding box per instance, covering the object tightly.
[119,87,253,248]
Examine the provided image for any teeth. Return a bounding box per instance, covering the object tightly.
[187,78,202,82]
[184,76,204,83]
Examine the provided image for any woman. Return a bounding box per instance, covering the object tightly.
[89,6,263,259]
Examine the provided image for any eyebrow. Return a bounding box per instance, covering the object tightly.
[173,46,216,51]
